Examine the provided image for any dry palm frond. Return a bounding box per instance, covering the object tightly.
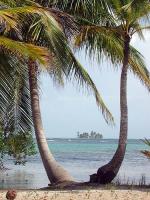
[141,139,150,159]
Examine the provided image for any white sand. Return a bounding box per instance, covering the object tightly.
[0,189,150,200]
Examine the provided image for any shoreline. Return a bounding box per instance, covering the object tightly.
[1,139,149,189]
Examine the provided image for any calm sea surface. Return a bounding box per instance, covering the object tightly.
[0,139,150,189]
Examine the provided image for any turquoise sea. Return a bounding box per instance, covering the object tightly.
[0,139,150,189]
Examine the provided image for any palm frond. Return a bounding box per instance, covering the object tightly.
[0,54,32,133]
[0,0,16,7]
[142,138,150,146]
[0,6,44,32]
[23,7,114,124]
[74,24,150,92]
[141,138,150,159]
[0,36,49,65]
[66,54,114,124]
[74,25,123,65]
[129,47,150,90]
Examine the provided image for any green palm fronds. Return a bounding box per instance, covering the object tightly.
[0,54,32,133]
[0,36,49,65]
[20,3,114,124]
[68,1,150,91]
[0,0,115,132]
[74,24,150,91]
[0,6,44,32]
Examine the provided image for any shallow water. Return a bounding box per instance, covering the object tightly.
[0,139,150,189]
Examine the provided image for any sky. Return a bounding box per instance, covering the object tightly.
[40,33,150,139]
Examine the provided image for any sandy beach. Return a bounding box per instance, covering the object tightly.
[0,189,150,200]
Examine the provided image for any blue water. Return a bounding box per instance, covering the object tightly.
[0,139,150,189]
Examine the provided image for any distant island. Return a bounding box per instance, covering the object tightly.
[77,131,103,139]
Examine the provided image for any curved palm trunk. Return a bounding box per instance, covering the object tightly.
[90,35,130,184]
[28,60,74,185]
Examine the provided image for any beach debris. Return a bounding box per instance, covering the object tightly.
[6,190,17,200]
[90,173,98,183]
[141,150,150,159]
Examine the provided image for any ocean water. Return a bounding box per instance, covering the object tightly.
[0,139,150,189]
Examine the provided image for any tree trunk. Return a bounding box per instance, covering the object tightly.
[28,60,74,185]
[90,35,130,184]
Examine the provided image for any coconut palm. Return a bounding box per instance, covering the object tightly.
[0,3,51,129]
[50,0,150,184]
[76,0,150,184]
[0,53,37,168]
[26,5,114,185]
[0,0,114,184]
[0,1,53,170]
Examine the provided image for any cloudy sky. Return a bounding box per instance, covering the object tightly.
[40,33,150,139]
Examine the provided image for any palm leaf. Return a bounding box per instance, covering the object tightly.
[0,54,32,133]
[141,138,150,159]
[0,6,44,32]
[74,24,150,91]
[129,47,150,90]
[23,6,114,124]
[0,36,49,65]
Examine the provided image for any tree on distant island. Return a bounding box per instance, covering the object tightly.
[77,131,103,139]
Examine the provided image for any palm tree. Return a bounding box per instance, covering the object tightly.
[0,3,51,126]
[26,4,114,185]
[0,52,37,168]
[77,0,150,184]
[51,0,150,184]
[0,1,54,170]
[0,0,114,185]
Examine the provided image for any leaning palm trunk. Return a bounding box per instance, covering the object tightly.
[90,35,130,184]
[28,60,74,184]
